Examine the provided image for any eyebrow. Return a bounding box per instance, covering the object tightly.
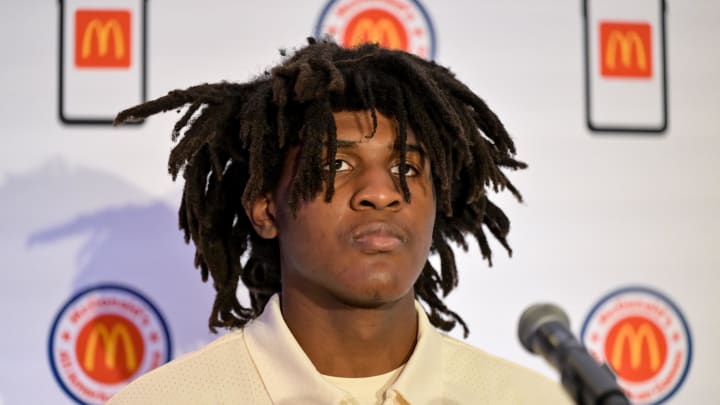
[333,140,426,157]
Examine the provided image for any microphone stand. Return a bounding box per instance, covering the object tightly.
[535,323,630,405]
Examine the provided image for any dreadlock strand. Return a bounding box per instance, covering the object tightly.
[168,111,217,180]
[482,200,513,257]
[400,84,452,213]
[323,115,338,201]
[414,262,469,337]
[383,53,465,141]
[386,80,411,201]
[431,70,516,157]
[433,233,459,296]
[289,101,333,210]
[178,191,191,243]
[172,102,202,141]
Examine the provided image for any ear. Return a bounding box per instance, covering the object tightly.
[244,193,278,239]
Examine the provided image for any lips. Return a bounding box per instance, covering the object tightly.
[349,222,408,253]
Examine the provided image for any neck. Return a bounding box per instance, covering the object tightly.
[280,287,418,378]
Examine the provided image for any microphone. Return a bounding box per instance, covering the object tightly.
[518,303,630,405]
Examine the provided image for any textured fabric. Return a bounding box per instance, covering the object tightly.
[108,295,572,405]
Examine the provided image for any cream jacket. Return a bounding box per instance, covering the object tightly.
[108,295,572,404]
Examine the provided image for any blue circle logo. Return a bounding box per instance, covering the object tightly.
[581,286,692,405]
[48,284,172,404]
[315,0,437,59]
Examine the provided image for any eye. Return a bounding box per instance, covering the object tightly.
[323,159,352,172]
[390,162,419,177]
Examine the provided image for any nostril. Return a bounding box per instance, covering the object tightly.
[357,197,401,210]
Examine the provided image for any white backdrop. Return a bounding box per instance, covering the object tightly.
[1,1,718,404]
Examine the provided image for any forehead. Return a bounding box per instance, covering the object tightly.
[331,110,418,144]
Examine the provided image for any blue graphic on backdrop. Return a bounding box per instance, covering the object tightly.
[0,159,217,404]
[28,201,216,352]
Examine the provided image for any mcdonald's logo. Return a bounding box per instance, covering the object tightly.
[49,285,171,403]
[75,314,144,384]
[343,9,409,51]
[316,0,435,59]
[582,287,692,404]
[74,10,131,68]
[600,22,652,78]
[604,316,667,382]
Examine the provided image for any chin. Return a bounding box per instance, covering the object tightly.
[334,280,415,309]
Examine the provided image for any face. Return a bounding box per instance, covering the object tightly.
[255,110,436,308]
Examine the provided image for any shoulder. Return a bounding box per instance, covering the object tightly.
[440,334,573,404]
[108,329,271,404]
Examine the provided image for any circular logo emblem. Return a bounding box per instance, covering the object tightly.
[315,0,436,59]
[581,286,692,405]
[48,285,172,404]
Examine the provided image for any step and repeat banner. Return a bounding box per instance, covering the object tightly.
[1,1,718,404]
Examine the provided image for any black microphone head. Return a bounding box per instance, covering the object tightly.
[518,303,571,354]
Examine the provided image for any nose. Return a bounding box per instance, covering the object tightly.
[350,166,403,211]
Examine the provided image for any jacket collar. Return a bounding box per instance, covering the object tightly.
[244,295,443,404]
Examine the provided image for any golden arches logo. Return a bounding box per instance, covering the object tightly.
[611,323,660,371]
[343,9,408,51]
[599,22,652,78]
[605,31,647,71]
[81,19,125,60]
[74,10,131,68]
[604,316,667,382]
[83,323,137,371]
[75,314,145,384]
[349,18,403,48]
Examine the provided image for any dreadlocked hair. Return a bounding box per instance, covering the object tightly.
[114,38,527,337]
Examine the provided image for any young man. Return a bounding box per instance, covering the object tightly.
[110,39,571,404]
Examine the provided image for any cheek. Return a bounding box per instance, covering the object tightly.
[420,203,437,258]
[277,203,338,263]
[417,188,437,238]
